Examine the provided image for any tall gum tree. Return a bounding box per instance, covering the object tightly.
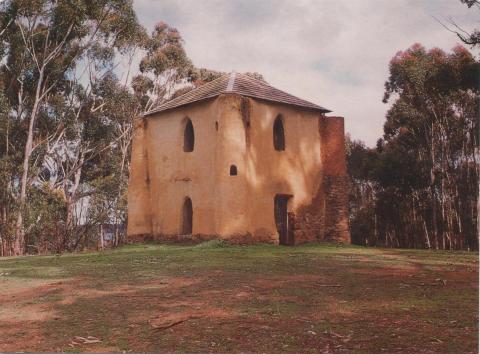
[347,44,478,250]
[0,0,143,255]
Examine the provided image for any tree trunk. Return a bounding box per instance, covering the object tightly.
[65,152,85,251]
[99,224,104,250]
[13,69,44,255]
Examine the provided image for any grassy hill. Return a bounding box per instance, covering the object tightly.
[0,242,478,352]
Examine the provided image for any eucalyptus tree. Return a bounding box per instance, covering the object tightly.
[0,0,143,255]
[457,0,480,47]
[131,21,193,112]
[131,21,225,112]
[383,44,478,249]
[348,44,479,250]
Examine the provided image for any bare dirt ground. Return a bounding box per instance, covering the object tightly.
[0,242,477,353]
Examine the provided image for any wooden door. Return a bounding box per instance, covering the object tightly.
[182,197,193,235]
[274,195,289,245]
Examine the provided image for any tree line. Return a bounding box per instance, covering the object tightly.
[347,0,479,251]
[347,43,478,250]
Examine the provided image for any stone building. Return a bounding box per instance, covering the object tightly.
[127,72,350,245]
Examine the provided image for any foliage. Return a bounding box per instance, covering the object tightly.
[195,239,230,248]
[457,0,480,47]
[348,44,479,250]
[0,0,149,255]
[23,184,66,253]
[133,21,193,111]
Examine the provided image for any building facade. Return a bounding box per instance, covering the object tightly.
[127,73,350,245]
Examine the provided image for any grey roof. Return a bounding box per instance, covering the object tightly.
[143,72,331,116]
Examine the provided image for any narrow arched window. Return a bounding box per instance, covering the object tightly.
[230,165,237,176]
[182,197,193,235]
[183,119,195,152]
[273,116,285,151]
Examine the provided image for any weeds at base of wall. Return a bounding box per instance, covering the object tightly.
[126,232,273,245]
[194,239,230,248]
[127,233,218,245]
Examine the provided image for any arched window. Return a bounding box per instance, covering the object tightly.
[183,119,195,152]
[182,197,193,235]
[230,165,237,176]
[273,116,285,151]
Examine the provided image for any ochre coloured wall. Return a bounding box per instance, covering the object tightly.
[127,94,350,244]
[214,95,250,238]
[242,96,324,244]
[127,118,152,236]
[318,116,350,242]
[146,98,220,240]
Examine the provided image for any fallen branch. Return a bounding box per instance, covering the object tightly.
[316,284,342,287]
[401,282,444,287]
[69,336,102,347]
[111,294,169,298]
[151,318,191,330]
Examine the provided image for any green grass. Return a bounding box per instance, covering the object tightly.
[0,242,477,353]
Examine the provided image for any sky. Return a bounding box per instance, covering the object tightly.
[133,0,477,146]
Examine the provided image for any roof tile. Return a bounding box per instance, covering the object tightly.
[143,72,331,116]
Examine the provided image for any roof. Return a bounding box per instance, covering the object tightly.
[143,72,331,116]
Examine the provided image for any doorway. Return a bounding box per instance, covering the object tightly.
[182,197,193,235]
[274,194,294,245]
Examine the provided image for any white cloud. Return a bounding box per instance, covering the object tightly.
[134,0,478,146]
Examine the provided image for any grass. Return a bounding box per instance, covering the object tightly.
[0,242,477,352]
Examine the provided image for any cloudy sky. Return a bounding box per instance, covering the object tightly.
[133,0,477,146]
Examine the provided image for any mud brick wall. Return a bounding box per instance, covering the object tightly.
[127,118,153,237]
[318,116,350,243]
[293,185,326,244]
[322,175,350,242]
[287,115,350,245]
